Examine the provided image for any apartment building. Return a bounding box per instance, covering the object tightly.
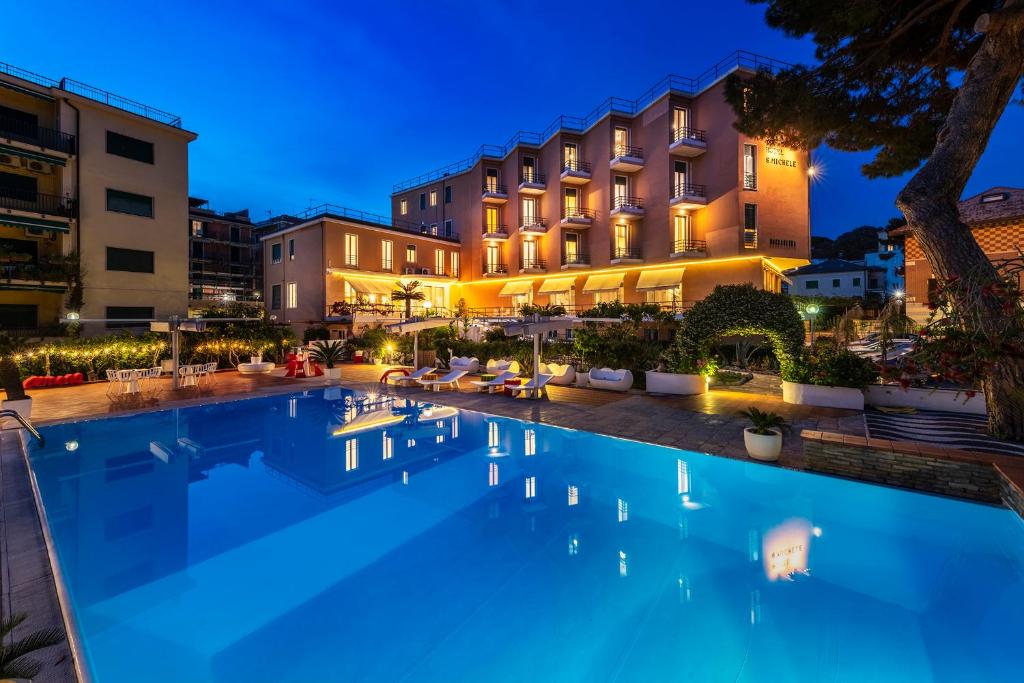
[391,52,810,314]
[260,206,461,336]
[896,186,1024,323]
[188,197,261,313]
[0,60,195,335]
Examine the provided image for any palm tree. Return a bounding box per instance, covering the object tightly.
[0,612,65,680]
[391,280,426,320]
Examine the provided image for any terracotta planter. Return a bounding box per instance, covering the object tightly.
[645,371,706,395]
[744,427,782,461]
[782,381,864,410]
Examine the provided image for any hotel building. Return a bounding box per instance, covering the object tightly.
[188,198,261,314]
[390,51,810,314]
[0,60,195,335]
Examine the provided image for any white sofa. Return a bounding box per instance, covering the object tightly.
[486,358,521,375]
[538,362,575,386]
[588,367,633,392]
[450,356,480,374]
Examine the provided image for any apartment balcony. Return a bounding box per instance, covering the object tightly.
[743,174,758,191]
[669,127,707,157]
[610,195,645,219]
[482,224,510,241]
[609,144,644,172]
[671,239,708,258]
[518,172,546,195]
[561,252,590,269]
[669,182,708,210]
[0,117,77,157]
[0,189,75,232]
[483,261,509,277]
[559,160,592,185]
[610,246,642,265]
[519,217,548,234]
[0,263,67,292]
[519,257,546,274]
[559,207,595,228]
[482,183,509,204]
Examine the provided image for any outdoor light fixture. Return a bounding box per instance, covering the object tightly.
[807,165,817,177]
[64,440,79,452]
[65,311,80,321]
[805,304,820,345]
[893,290,905,299]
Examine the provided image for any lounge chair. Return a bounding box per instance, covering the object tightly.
[450,356,480,374]
[486,359,521,375]
[469,370,519,393]
[588,367,633,392]
[391,367,436,387]
[418,369,468,392]
[539,362,576,386]
[509,373,554,398]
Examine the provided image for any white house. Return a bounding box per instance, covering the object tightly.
[785,259,885,298]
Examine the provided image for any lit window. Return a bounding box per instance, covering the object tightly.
[743,144,757,190]
[345,234,358,267]
[382,240,393,272]
[288,238,295,260]
[288,398,297,418]
[743,204,758,248]
[436,434,444,444]
[429,189,437,207]
[524,429,536,456]
[568,485,578,506]
[407,438,416,448]
[191,220,203,236]
[488,462,499,487]
[382,434,393,460]
[435,249,444,275]
[286,282,297,308]
[406,245,416,263]
[271,242,282,264]
[400,198,408,215]
[345,439,358,471]
[451,251,459,277]
[525,476,536,499]
[402,470,409,485]
[618,498,629,523]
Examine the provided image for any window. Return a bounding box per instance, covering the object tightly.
[614,223,631,258]
[563,187,578,215]
[429,223,437,236]
[485,168,499,193]
[230,246,241,262]
[522,156,536,182]
[521,197,536,225]
[832,278,840,288]
[522,238,538,268]
[0,303,37,329]
[444,218,453,237]
[271,284,282,309]
[344,233,358,267]
[106,306,153,329]
[286,282,297,308]
[613,126,629,157]
[645,285,681,306]
[525,476,537,499]
[673,160,688,195]
[400,198,408,215]
[288,238,295,261]
[106,131,154,164]
[429,189,438,207]
[564,232,579,262]
[673,214,691,251]
[106,189,153,218]
[613,175,628,203]
[435,249,444,275]
[230,226,240,242]
[444,186,452,203]
[419,193,426,210]
[805,280,819,290]
[190,220,203,237]
[743,144,757,190]
[106,247,154,273]
[451,251,459,277]
[743,203,758,248]
[406,244,416,263]
[485,206,499,234]
[271,242,282,264]
[382,434,393,460]
[672,106,689,136]
[485,243,500,271]
[382,239,393,271]
[980,192,1008,203]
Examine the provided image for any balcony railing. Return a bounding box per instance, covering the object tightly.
[482,183,508,195]
[561,207,596,220]
[671,182,706,199]
[0,262,66,284]
[672,239,707,254]
[0,189,75,217]
[611,144,643,159]
[562,159,592,174]
[611,195,644,211]
[671,126,707,144]
[484,261,508,275]
[482,224,509,238]
[612,246,642,260]
[520,257,546,271]
[519,171,546,185]
[381,259,394,272]
[520,217,548,232]
[743,173,757,190]
[561,252,590,267]
[0,117,77,155]
[744,229,758,249]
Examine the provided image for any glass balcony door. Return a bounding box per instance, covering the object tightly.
[613,127,629,157]
[522,238,538,265]
[614,223,630,254]
[673,160,688,194]
[486,206,499,233]
[521,197,536,225]
[673,214,691,244]
[485,168,499,193]
[563,142,578,167]
[614,176,628,203]
[564,187,578,215]
[522,156,536,183]
[486,244,501,270]
[673,107,689,134]
[564,233,579,261]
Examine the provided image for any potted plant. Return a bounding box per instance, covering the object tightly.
[310,340,345,380]
[0,334,30,421]
[780,346,876,410]
[739,407,789,461]
[0,611,65,681]
[648,344,717,396]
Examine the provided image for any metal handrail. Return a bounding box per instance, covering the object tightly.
[672,239,707,253]
[482,225,509,237]
[520,258,546,270]
[561,159,592,174]
[612,246,642,260]
[484,262,508,275]
[562,207,596,220]
[0,410,44,446]
[672,182,707,199]
[0,189,75,217]
[0,117,77,154]
[611,195,644,210]
[482,183,508,195]
[519,172,546,185]
[520,217,548,230]
[611,144,643,159]
[671,126,707,144]
[562,252,590,266]
[266,204,460,242]
[743,173,757,190]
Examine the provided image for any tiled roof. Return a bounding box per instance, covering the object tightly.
[958,186,1024,226]
[785,258,872,275]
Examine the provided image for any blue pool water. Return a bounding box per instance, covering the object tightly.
[28,388,1024,682]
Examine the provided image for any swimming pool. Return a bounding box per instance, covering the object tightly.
[28,388,1024,682]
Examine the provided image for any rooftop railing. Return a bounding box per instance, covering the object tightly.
[268,203,460,242]
[392,50,789,192]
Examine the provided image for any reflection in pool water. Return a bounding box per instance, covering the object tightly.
[27,388,1024,682]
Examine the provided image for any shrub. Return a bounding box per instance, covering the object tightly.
[521,303,567,317]
[579,301,674,323]
[572,321,666,388]
[781,346,878,389]
[303,325,331,343]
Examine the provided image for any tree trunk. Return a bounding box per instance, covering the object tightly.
[895,2,1024,440]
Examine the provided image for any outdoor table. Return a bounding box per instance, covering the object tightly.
[479,373,496,383]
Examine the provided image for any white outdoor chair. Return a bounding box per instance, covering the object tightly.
[105,369,119,398]
[116,369,141,395]
[143,367,163,397]
[391,367,436,387]
[509,373,554,399]
[417,369,468,392]
[202,362,218,385]
[178,365,199,388]
[469,371,519,393]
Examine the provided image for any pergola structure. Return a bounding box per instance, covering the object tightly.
[385,317,457,367]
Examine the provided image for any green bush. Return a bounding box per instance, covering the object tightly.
[520,303,567,317]
[303,325,331,343]
[579,301,674,323]
[781,346,878,389]
[572,321,667,388]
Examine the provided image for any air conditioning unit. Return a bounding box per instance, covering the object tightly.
[403,267,416,274]
[0,153,19,167]
[24,159,53,174]
[420,268,431,275]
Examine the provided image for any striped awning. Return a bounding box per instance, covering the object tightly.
[537,276,576,295]
[636,267,685,291]
[498,280,534,297]
[582,272,624,293]
[345,276,396,296]
[0,215,70,233]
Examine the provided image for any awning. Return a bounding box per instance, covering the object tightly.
[0,215,70,233]
[345,276,396,296]
[636,267,685,291]
[0,144,67,166]
[582,272,624,294]
[537,276,576,295]
[498,280,534,297]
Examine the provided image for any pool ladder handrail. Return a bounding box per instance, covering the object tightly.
[0,409,45,446]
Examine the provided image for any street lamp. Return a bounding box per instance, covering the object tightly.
[805,304,820,346]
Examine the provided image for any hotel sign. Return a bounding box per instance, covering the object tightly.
[766,146,798,168]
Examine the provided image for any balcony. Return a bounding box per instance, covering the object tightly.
[0,117,77,156]
[610,195,645,219]
[610,246,642,264]
[519,217,548,234]
[482,183,508,204]
[0,262,67,291]
[743,173,758,191]
[561,252,590,269]
[518,172,546,195]
[0,189,75,221]
[669,127,707,157]
[559,159,592,185]
[609,144,644,172]
[520,257,546,274]
[671,239,708,258]
[559,207,595,228]
[482,224,510,241]
[669,182,707,210]
[483,261,508,277]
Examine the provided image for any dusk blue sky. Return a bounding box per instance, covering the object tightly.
[7,0,1022,237]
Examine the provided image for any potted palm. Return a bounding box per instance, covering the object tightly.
[0,334,30,421]
[0,611,65,681]
[310,340,345,380]
[739,407,789,462]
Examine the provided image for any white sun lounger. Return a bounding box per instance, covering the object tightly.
[469,370,519,393]
[391,367,436,387]
[417,369,468,392]
[509,373,554,398]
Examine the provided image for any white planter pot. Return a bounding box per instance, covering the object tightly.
[2,397,32,424]
[782,381,865,410]
[744,427,782,461]
[645,371,706,395]
[575,371,590,388]
[324,367,342,380]
[863,384,986,415]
